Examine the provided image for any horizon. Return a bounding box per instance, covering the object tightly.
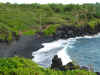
[0,0,100,4]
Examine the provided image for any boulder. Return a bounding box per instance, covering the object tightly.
[51,55,64,70]
[96,72,100,75]
[65,62,75,70]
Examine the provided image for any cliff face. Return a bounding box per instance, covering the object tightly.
[53,24,100,39]
[0,24,100,60]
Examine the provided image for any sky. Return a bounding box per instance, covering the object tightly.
[0,0,100,4]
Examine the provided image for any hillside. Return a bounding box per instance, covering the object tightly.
[0,3,100,75]
[0,3,100,42]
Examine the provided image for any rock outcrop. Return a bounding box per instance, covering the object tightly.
[51,55,91,71]
[54,24,100,39]
[51,55,64,70]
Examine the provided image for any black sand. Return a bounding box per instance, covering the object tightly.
[0,35,55,58]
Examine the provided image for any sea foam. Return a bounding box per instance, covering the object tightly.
[32,33,100,67]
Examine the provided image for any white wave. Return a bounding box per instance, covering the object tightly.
[76,33,100,39]
[32,39,69,67]
[57,38,76,65]
[32,33,100,67]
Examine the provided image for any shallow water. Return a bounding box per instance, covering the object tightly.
[32,33,100,72]
[67,35,100,72]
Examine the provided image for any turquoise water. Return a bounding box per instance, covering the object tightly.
[67,36,100,72]
[33,34,100,72]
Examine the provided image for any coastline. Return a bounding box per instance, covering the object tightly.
[32,33,100,68]
[0,25,100,59]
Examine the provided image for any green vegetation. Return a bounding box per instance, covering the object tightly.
[0,3,99,75]
[0,3,100,40]
[43,24,60,35]
[0,57,96,75]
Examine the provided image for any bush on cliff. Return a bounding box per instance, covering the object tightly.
[43,24,60,36]
[0,57,96,75]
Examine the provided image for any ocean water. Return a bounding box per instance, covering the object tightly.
[32,33,100,72]
[67,34,100,72]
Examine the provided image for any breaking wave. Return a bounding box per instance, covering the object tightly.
[32,33,100,68]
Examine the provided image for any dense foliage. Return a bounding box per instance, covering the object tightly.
[0,57,96,75]
[0,3,100,40]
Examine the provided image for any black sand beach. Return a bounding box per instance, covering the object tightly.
[0,24,100,59]
[0,35,55,58]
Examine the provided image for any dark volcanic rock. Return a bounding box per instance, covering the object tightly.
[51,55,80,71]
[79,25,95,35]
[65,62,75,70]
[96,72,100,75]
[55,25,78,38]
[95,24,100,33]
[55,24,100,39]
[0,24,100,61]
[51,55,64,70]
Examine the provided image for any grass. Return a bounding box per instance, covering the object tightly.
[0,57,97,75]
[43,24,60,36]
[0,3,100,41]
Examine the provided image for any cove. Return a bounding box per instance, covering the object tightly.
[32,33,100,72]
[67,34,100,72]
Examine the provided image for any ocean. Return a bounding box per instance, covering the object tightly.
[32,33,100,72]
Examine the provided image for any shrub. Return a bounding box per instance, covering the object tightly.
[0,57,97,75]
[43,24,60,35]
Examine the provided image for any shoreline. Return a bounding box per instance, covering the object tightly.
[0,25,100,59]
[32,33,100,68]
